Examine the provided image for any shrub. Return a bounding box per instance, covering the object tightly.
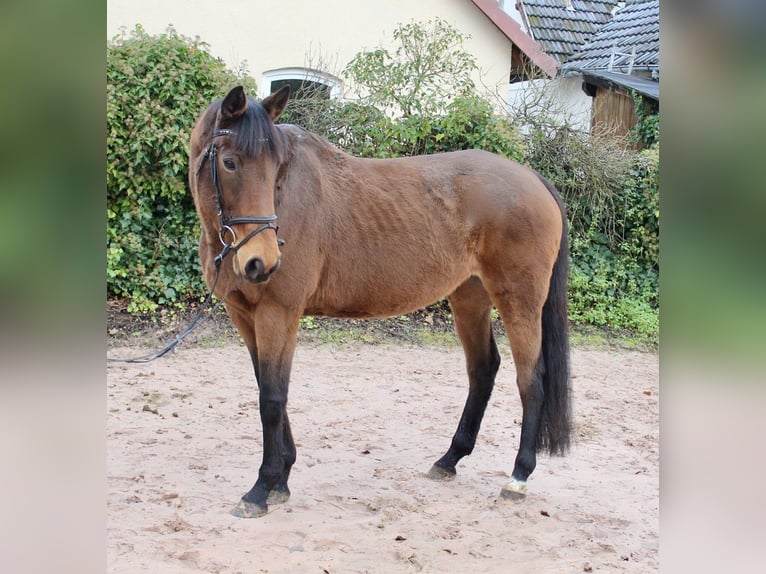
[283,19,524,161]
[344,18,478,118]
[545,142,659,340]
[630,92,660,148]
[107,25,256,312]
[297,94,524,161]
[511,81,659,341]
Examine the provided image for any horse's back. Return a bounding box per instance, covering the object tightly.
[385,149,563,256]
[285,147,562,318]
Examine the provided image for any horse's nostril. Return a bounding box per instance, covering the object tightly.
[244,257,265,280]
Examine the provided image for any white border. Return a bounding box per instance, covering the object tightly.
[260,68,343,99]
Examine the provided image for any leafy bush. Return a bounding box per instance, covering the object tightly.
[344,18,478,118]
[429,95,524,159]
[107,25,256,311]
[511,81,659,341]
[530,133,659,340]
[630,92,660,148]
[283,19,524,161]
[525,124,633,238]
[292,94,524,161]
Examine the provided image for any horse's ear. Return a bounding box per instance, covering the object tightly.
[261,85,291,122]
[221,86,248,120]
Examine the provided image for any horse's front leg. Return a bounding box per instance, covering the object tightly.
[231,303,300,518]
[265,406,295,505]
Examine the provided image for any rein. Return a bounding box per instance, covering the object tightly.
[106,261,226,364]
[107,126,284,364]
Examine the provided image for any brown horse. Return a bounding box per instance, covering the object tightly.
[189,86,571,518]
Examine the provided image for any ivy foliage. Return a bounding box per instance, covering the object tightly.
[566,146,659,338]
[630,91,660,148]
[521,116,658,339]
[107,25,256,311]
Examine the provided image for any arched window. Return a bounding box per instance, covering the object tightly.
[261,68,342,100]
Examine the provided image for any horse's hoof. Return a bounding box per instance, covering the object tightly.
[498,478,528,504]
[266,488,290,506]
[231,499,268,518]
[427,463,456,481]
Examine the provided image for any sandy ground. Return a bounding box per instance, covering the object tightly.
[107,341,658,573]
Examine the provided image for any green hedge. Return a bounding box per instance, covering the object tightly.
[107,25,256,311]
[567,146,659,338]
[523,115,659,341]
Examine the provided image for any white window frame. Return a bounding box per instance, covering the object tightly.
[260,68,342,99]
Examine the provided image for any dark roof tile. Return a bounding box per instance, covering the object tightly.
[519,0,618,63]
[561,0,659,74]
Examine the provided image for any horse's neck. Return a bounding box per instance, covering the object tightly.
[278,124,338,159]
[278,126,343,187]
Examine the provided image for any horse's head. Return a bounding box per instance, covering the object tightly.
[193,85,290,284]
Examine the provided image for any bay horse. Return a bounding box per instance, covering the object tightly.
[189,85,571,518]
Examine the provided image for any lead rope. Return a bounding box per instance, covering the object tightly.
[107,247,229,364]
[108,126,282,363]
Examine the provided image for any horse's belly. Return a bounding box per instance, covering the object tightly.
[305,261,472,319]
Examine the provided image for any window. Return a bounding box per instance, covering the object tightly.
[261,68,341,100]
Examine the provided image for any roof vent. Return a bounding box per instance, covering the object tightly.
[612,1,626,15]
[565,0,575,10]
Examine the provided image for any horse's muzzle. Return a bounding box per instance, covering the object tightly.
[244,256,281,283]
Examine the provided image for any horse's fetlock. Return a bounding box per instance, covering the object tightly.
[258,463,284,487]
[513,451,537,481]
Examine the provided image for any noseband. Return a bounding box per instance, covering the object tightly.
[196,128,284,267]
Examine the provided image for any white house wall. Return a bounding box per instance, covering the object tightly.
[107,0,514,102]
[507,76,592,132]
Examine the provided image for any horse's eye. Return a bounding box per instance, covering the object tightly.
[222,158,236,171]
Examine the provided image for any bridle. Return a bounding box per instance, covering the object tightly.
[196,127,284,268]
[107,125,285,364]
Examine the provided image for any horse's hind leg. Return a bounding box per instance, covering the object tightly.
[429,277,500,480]
[486,281,548,502]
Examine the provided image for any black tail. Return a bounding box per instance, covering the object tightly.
[536,174,572,456]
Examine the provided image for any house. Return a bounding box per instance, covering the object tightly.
[515,0,618,66]
[492,0,658,136]
[496,1,621,130]
[107,0,656,138]
[107,0,549,106]
[470,0,559,80]
[561,0,659,137]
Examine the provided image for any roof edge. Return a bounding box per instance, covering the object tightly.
[581,70,659,100]
[470,0,560,78]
